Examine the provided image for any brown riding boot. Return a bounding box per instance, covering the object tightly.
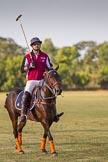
[21,91,31,123]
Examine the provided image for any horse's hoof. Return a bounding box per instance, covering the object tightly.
[19,150,24,154]
[52,152,58,157]
[54,112,64,122]
[42,149,48,155]
[58,112,64,118]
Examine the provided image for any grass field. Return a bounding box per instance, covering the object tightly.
[0,91,108,162]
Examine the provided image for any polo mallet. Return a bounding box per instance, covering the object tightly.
[16,14,32,59]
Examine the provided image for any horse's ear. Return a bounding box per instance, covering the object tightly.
[43,72,47,76]
[55,65,59,71]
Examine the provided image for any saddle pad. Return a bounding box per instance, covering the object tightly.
[15,90,35,110]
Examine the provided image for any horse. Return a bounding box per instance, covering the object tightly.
[4,66,64,156]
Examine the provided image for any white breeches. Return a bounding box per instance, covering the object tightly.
[24,79,44,94]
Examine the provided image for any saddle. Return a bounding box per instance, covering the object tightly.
[15,90,36,111]
[15,89,64,122]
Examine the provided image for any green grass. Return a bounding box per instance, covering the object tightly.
[0,91,108,162]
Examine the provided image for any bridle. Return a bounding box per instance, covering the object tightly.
[44,69,61,96]
[34,69,61,105]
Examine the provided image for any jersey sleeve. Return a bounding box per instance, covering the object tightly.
[20,57,29,73]
[46,57,53,69]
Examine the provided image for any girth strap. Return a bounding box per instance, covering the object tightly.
[34,101,55,105]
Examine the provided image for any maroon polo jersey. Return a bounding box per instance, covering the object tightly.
[25,52,49,80]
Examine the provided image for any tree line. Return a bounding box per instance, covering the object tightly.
[0,36,108,91]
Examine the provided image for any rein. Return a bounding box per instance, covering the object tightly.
[43,81,56,98]
[39,80,56,101]
[34,86,56,105]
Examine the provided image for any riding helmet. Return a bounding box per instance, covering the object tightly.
[30,37,42,46]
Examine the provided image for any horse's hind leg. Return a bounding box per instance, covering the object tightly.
[8,112,24,153]
[17,118,27,151]
[13,118,24,153]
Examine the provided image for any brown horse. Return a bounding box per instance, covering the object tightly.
[4,66,64,156]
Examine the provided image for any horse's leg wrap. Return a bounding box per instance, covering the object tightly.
[40,138,47,150]
[16,138,22,152]
[21,91,31,122]
[18,132,22,146]
[49,140,56,153]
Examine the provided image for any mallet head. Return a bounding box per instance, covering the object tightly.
[16,14,22,21]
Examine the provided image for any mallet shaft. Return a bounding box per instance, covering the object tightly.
[16,14,31,58]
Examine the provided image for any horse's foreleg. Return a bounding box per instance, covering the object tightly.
[41,119,57,156]
[15,137,23,153]
[18,132,22,146]
[47,130,57,156]
[40,130,47,154]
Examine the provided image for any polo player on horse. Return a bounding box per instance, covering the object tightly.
[20,37,63,125]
